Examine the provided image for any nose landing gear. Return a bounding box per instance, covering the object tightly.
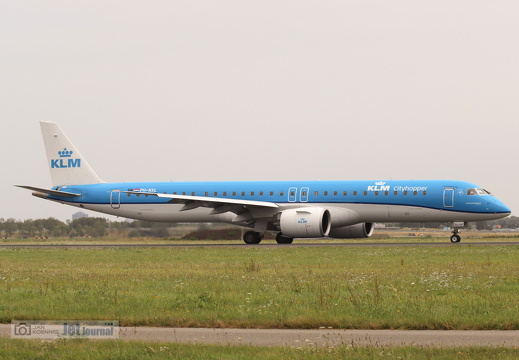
[450,225,462,243]
[449,222,466,243]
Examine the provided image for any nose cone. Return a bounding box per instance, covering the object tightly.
[491,197,511,215]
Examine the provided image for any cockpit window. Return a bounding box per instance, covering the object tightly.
[467,188,491,196]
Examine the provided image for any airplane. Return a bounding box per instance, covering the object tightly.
[17,122,511,244]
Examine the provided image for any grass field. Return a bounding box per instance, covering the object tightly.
[0,338,518,360]
[0,242,517,330]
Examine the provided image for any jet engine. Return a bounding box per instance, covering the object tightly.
[328,222,374,239]
[279,207,331,238]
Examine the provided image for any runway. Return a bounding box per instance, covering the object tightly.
[0,325,517,347]
[0,241,518,248]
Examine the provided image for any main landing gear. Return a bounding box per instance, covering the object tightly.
[243,231,262,244]
[242,231,294,245]
[275,232,293,244]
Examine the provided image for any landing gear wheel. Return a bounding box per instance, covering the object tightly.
[276,233,294,244]
[450,226,462,243]
[243,231,262,244]
[450,234,461,243]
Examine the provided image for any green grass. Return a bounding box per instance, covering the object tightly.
[0,245,518,329]
[0,339,517,360]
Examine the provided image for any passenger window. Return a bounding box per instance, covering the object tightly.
[214,192,218,196]
[374,191,379,195]
[343,191,347,196]
[241,192,245,196]
[270,191,274,196]
[182,192,186,195]
[413,191,417,195]
[333,191,338,196]
[204,192,209,196]
[423,191,427,195]
[223,192,227,196]
[353,191,357,196]
[324,191,328,196]
[251,192,254,196]
[280,192,284,196]
[394,191,398,195]
[259,191,264,196]
[191,192,195,196]
[290,191,295,196]
[232,192,236,196]
[363,191,367,195]
[384,191,388,195]
[302,191,307,196]
[404,191,408,195]
[314,191,319,196]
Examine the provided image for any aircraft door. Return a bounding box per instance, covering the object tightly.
[300,187,309,202]
[110,190,121,209]
[443,188,454,208]
[288,187,297,202]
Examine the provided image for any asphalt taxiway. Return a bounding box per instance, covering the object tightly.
[118,328,519,347]
[1,325,517,347]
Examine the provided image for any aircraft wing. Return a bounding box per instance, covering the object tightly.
[16,185,82,198]
[122,191,279,213]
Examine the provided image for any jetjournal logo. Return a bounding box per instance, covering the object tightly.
[51,148,81,169]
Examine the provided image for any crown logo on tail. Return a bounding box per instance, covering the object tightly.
[58,148,73,158]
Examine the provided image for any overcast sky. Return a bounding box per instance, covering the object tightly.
[1,1,518,222]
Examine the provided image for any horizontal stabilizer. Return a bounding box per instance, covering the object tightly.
[16,185,81,198]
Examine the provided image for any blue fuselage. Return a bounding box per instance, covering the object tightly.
[47,180,510,224]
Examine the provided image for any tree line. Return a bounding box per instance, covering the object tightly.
[0,218,175,239]
[0,216,517,239]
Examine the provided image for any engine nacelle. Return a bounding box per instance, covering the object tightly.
[280,207,331,238]
[328,223,374,239]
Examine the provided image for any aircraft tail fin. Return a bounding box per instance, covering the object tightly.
[40,122,103,186]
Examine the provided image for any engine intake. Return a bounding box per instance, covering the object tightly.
[280,207,331,238]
